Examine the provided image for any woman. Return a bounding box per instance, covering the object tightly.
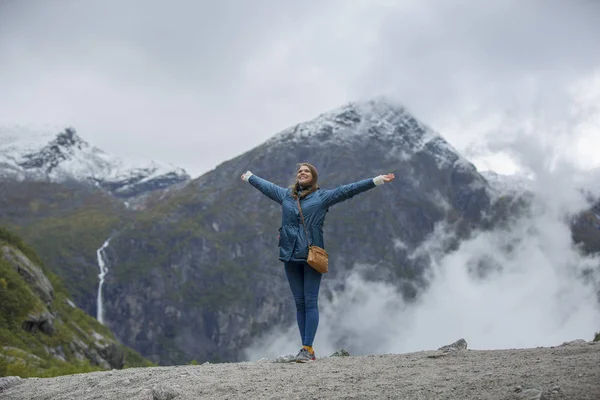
[241,163,395,362]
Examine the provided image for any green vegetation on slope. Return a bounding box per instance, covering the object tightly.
[0,226,154,378]
[0,181,133,317]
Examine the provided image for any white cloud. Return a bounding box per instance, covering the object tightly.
[1,0,599,177]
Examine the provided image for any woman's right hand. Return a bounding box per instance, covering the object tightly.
[241,171,253,182]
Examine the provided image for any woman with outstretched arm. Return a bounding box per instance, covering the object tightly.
[241,163,395,362]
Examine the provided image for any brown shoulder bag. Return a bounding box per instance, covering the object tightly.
[296,198,329,273]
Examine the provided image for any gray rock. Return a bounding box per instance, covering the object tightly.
[2,346,43,363]
[47,345,67,362]
[514,385,522,392]
[330,348,351,357]
[516,388,542,400]
[274,354,296,363]
[1,246,54,304]
[85,348,111,369]
[559,339,587,347]
[152,385,179,400]
[438,338,468,352]
[0,376,23,391]
[22,311,54,335]
[96,342,125,369]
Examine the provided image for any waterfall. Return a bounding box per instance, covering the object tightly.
[96,239,111,324]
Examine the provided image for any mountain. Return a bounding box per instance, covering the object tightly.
[95,98,494,365]
[0,126,192,318]
[2,98,597,367]
[0,226,153,378]
[0,126,191,199]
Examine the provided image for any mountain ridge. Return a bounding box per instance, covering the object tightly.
[266,98,471,170]
[0,126,191,199]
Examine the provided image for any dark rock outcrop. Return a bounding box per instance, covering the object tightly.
[18,128,86,173]
[22,311,55,335]
[97,342,125,369]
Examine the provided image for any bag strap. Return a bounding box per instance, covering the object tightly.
[296,198,312,247]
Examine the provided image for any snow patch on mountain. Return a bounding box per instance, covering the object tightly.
[0,126,190,198]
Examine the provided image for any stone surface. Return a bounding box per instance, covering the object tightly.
[559,339,588,347]
[3,344,600,400]
[516,388,542,400]
[330,349,351,357]
[152,385,179,400]
[438,338,468,352]
[0,376,23,392]
[274,354,296,363]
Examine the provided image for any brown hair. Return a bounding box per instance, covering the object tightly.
[290,163,319,199]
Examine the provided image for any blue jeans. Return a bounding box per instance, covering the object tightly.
[284,261,322,347]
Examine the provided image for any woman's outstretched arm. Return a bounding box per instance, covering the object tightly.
[241,171,287,204]
[321,173,395,207]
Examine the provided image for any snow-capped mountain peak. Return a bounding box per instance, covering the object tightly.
[18,127,90,173]
[0,126,191,198]
[268,98,421,143]
[52,127,87,150]
[266,97,470,170]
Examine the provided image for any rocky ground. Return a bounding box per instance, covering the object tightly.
[1,339,599,400]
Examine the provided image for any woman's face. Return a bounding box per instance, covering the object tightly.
[297,165,313,186]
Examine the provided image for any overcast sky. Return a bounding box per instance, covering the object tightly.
[1,0,599,177]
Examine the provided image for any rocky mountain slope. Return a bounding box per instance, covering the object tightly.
[0,125,191,319]
[0,126,190,199]
[0,226,152,378]
[2,339,599,400]
[0,180,134,318]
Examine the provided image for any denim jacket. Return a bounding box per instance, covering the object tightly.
[247,174,380,262]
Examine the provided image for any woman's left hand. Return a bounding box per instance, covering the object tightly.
[382,173,395,182]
